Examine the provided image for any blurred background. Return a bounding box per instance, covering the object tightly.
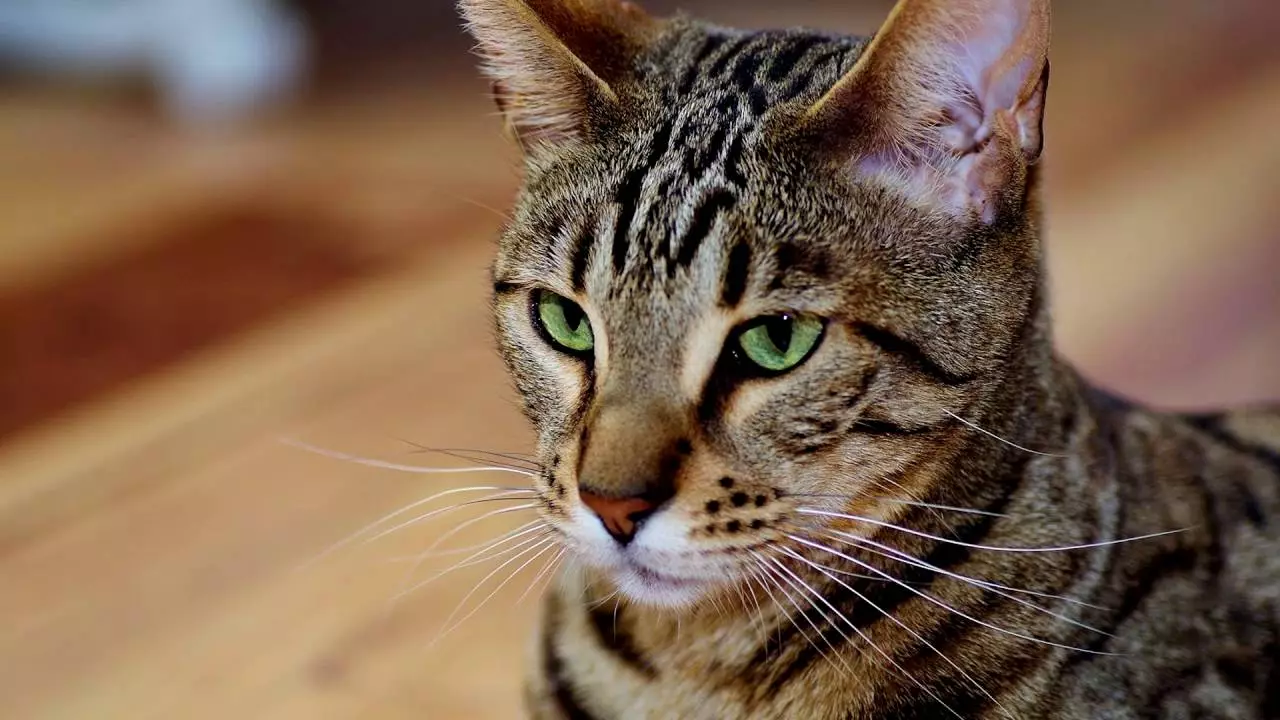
[0,0,1277,718]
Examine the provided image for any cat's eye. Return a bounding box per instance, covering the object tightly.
[535,290,594,355]
[736,313,825,373]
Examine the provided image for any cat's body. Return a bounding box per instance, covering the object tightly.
[530,391,1280,719]
[458,1,1280,717]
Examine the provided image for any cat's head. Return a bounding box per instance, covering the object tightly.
[463,0,1051,607]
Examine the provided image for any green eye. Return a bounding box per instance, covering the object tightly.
[737,313,825,373]
[535,290,594,354]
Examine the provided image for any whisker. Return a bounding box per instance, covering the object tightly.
[280,437,538,477]
[740,566,777,648]
[750,553,855,677]
[395,439,543,472]
[404,531,554,604]
[386,519,545,561]
[740,567,780,650]
[517,547,566,606]
[586,589,622,612]
[871,474,964,540]
[942,409,1068,458]
[791,493,1008,518]
[783,533,1119,656]
[383,526,554,619]
[777,544,1012,720]
[433,538,560,643]
[797,508,1189,553]
[819,527,1113,617]
[444,191,515,223]
[409,523,553,582]
[760,552,962,719]
[391,522,553,605]
[295,486,533,571]
[363,496,537,547]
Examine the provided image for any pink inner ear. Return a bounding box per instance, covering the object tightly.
[848,0,1048,222]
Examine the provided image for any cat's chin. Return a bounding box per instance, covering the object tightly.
[611,564,709,609]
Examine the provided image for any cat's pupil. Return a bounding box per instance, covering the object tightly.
[561,302,585,333]
[764,315,794,352]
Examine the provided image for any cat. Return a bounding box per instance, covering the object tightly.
[457,0,1280,717]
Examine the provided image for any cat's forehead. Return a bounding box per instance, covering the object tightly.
[499,26,868,313]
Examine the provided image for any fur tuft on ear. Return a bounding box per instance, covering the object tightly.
[804,0,1050,223]
[459,0,659,152]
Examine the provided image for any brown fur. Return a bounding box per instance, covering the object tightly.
[458,0,1280,716]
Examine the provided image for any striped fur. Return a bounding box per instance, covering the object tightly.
[462,0,1280,717]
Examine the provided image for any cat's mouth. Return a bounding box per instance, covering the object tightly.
[612,559,708,606]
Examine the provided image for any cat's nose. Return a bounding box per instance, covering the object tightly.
[579,491,659,545]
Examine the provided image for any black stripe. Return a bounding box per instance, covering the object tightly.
[1107,548,1198,647]
[851,416,933,437]
[770,241,832,288]
[768,36,824,82]
[708,36,751,77]
[686,124,730,181]
[679,34,726,96]
[748,86,769,116]
[492,281,520,295]
[610,121,675,274]
[586,602,658,678]
[1186,412,1280,474]
[610,168,644,274]
[570,221,595,292]
[723,133,748,189]
[714,93,740,117]
[732,50,764,92]
[1187,412,1277,527]
[646,117,676,167]
[542,596,603,720]
[755,456,1027,694]
[758,520,987,694]
[878,677,997,720]
[646,174,679,263]
[720,240,752,307]
[675,189,736,270]
[780,46,850,102]
[853,322,977,386]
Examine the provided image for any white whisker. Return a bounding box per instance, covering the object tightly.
[761,552,962,718]
[942,409,1068,458]
[821,528,1113,619]
[741,567,780,650]
[877,498,1008,518]
[784,533,1119,656]
[433,538,560,643]
[517,547,565,605]
[586,589,622,612]
[387,519,545,561]
[385,509,547,616]
[280,437,538,477]
[751,553,854,676]
[397,441,543,472]
[778,544,1011,720]
[395,526,555,602]
[295,486,534,571]
[797,508,1189,553]
[364,497,537,547]
[416,525,554,582]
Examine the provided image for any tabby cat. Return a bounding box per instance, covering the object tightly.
[458,0,1280,716]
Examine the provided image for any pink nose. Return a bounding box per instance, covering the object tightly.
[579,491,657,545]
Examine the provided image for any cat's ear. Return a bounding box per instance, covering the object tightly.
[459,0,659,151]
[804,0,1050,223]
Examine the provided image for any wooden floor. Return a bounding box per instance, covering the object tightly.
[2,2,1278,718]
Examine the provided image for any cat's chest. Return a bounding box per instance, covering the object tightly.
[530,581,891,720]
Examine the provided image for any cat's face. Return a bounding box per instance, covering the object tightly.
[469,0,1050,607]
